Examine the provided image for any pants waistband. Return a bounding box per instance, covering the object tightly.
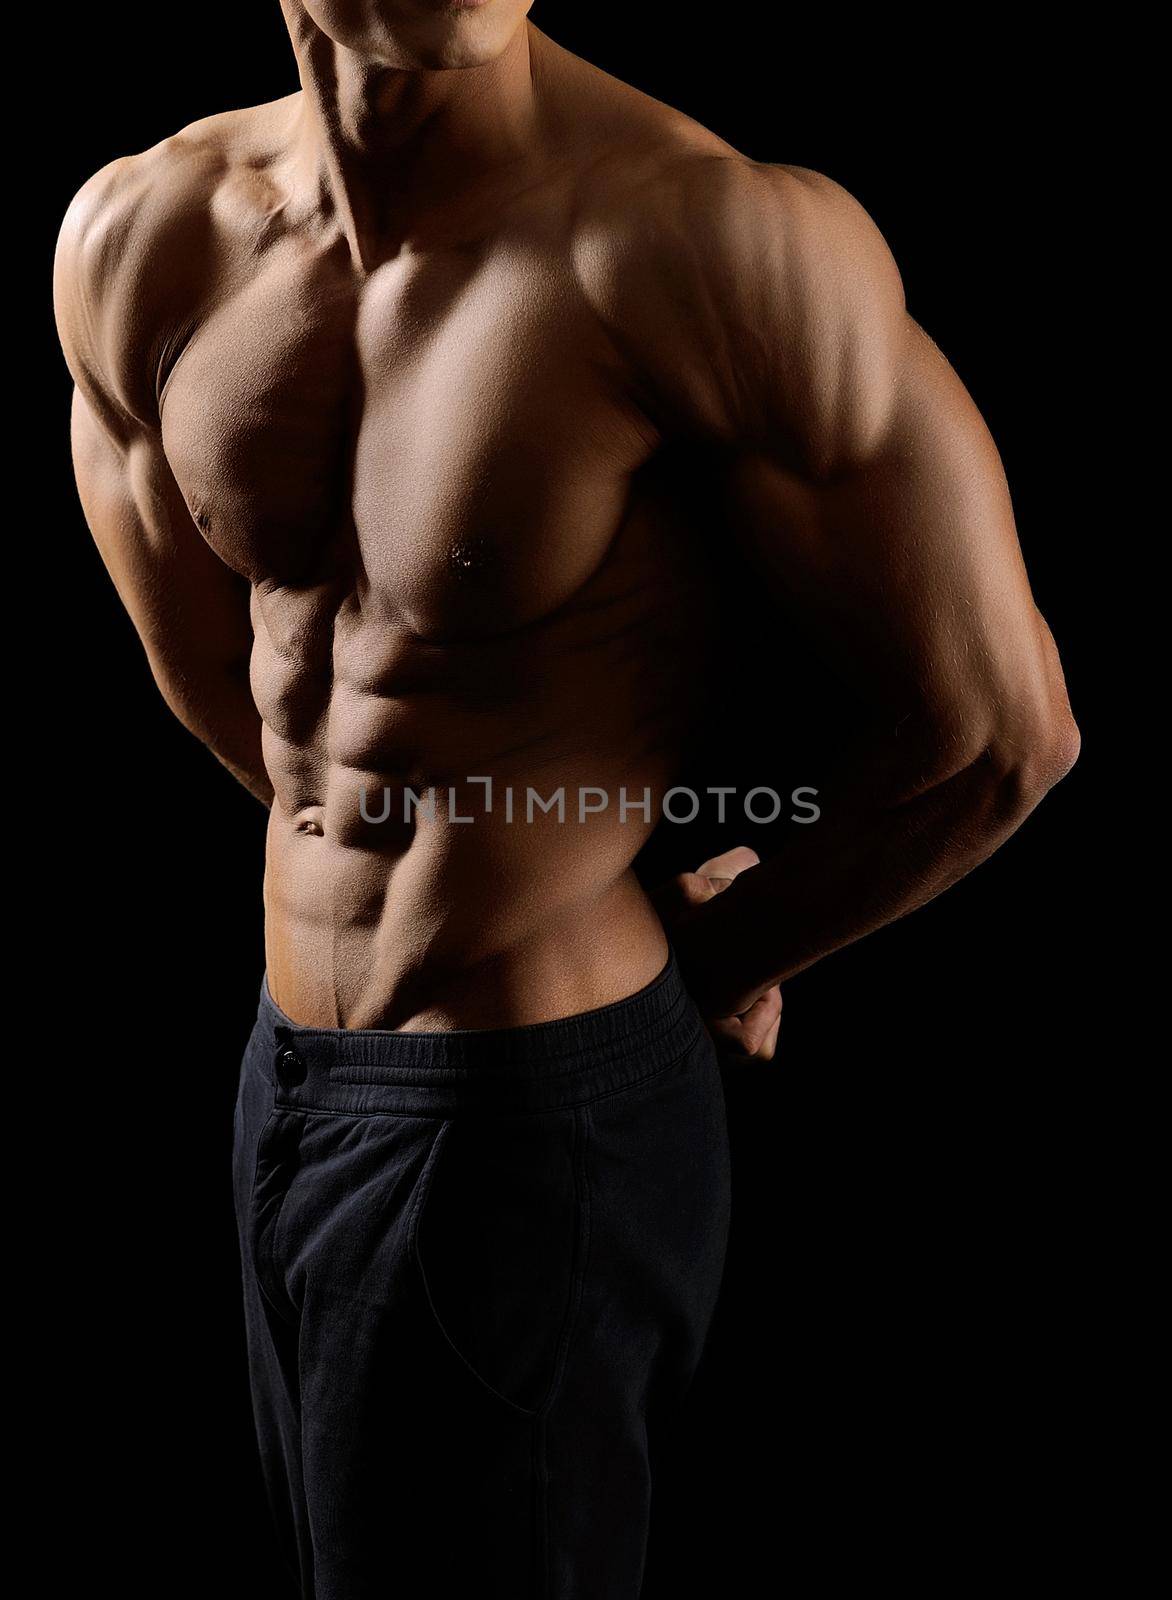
[251,953,705,1116]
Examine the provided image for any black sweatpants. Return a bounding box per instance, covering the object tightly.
[232,954,731,1598]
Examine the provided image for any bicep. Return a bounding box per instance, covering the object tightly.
[70,385,253,684]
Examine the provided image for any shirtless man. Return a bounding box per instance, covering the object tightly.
[54,5,1079,1595]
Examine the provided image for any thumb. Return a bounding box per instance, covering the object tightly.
[650,869,726,922]
[653,845,760,923]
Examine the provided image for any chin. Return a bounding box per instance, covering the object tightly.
[302,0,533,69]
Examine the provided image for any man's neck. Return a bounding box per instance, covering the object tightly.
[281,4,539,268]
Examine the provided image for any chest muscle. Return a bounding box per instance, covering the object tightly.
[159,239,652,636]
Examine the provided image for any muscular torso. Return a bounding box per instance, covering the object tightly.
[157,101,719,1027]
[63,31,1066,1034]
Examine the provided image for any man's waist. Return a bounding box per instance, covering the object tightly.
[262,845,669,1031]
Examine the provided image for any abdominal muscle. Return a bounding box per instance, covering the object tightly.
[252,464,711,1031]
[258,614,693,1031]
[263,803,670,1032]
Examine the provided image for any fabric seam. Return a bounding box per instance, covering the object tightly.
[407,1121,541,1419]
[268,1026,704,1120]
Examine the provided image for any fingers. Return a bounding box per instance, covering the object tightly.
[708,985,782,1062]
[737,985,781,1057]
[650,846,777,1058]
[758,1010,782,1062]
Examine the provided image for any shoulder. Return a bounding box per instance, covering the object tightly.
[565,118,909,451]
[716,164,907,345]
[54,99,295,429]
[532,22,906,400]
[567,116,905,343]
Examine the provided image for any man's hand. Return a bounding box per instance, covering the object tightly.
[654,846,782,1061]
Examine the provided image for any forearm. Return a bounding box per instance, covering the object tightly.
[676,732,1075,1016]
[60,383,272,805]
[152,654,273,808]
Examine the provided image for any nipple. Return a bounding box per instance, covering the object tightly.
[447,536,494,578]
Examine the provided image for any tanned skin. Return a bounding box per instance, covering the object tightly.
[54,4,1078,1051]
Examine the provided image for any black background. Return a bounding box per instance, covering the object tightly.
[36,7,1110,1594]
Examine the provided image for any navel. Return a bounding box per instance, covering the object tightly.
[293,806,326,838]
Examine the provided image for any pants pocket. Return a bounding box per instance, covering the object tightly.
[409,1109,588,1416]
[248,1107,304,1319]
